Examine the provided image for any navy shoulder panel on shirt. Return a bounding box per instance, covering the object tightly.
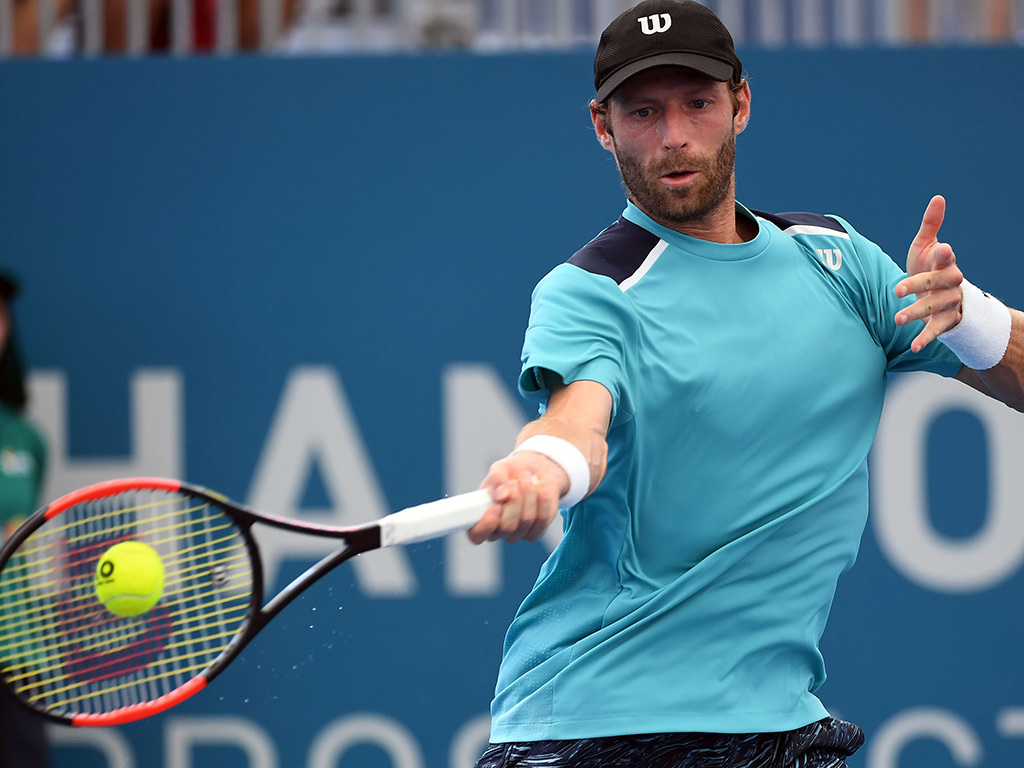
[751,209,847,234]
[567,217,662,285]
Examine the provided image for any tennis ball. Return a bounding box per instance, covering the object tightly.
[94,541,165,617]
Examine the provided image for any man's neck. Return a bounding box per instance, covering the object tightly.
[634,196,756,244]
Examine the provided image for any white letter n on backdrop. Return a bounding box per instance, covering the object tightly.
[443,364,561,596]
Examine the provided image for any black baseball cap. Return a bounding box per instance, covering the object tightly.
[594,0,743,102]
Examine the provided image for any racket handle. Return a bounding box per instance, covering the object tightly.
[379,489,493,547]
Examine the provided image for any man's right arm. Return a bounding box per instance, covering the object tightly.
[468,378,613,545]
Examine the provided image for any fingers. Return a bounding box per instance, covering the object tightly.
[487,474,538,544]
[497,474,557,544]
[467,455,564,545]
[909,300,961,351]
[911,195,946,251]
[898,196,964,352]
[896,246,961,299]
[896,281,962,324]
[909,320,952,354]
[467,477,549,545]
[906,196,948,278]
[898,293,963,352]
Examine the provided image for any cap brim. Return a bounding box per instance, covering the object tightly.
[596,52,735,102]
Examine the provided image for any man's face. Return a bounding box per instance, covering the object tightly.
[593,67,750,232]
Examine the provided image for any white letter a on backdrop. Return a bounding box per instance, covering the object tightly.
[247,366,415,596]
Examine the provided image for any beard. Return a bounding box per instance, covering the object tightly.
[614,131,736,228]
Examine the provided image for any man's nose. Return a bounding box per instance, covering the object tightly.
[660,107,689,150]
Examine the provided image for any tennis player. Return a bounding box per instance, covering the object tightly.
[468,1,1024,766]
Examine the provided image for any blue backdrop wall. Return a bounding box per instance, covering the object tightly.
[2,47,1024,768]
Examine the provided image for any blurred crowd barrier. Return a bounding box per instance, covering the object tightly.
[1,0,1022,61]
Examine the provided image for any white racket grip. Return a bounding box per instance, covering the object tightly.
[378,489,493,547]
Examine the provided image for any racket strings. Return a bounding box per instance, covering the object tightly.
[0,500,224,581]
[2,566,253,676]
[0,488,255,717]
[0,563,252,662]
[0,533,250,631]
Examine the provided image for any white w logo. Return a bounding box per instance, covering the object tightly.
[638,13,672,35]
[817,248,843,271]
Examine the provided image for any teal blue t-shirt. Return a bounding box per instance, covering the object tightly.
[489,202,962,741]
[0,403,46,540]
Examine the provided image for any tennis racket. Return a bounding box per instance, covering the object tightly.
[0,477,491,727]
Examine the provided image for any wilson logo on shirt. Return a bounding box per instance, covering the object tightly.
[817,248,843,271]
[638,13,672,34]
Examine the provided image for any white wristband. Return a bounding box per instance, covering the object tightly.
[512,435,590,508]
[938,279,1011,370]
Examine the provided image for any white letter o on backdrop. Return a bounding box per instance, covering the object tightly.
[873,373,1024,593]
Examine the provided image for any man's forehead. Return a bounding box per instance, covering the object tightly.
[612,66,725,99]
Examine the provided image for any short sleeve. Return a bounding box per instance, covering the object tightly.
[830,216,963,377]
[517,263,637,425]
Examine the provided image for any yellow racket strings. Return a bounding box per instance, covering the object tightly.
[0,488,255,715]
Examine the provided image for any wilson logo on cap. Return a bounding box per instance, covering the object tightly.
[638,13,672,35]
[594,1,743,100]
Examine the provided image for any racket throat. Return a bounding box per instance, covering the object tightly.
[260,526,379,618]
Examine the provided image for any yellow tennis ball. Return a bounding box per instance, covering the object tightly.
[94,541,165,617]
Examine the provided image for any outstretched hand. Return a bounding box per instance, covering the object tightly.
[894,195,964,352]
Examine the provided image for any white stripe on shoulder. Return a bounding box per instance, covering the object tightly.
[619,239,668,292]
[781,224,851,240]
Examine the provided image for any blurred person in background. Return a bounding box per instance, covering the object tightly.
[0,271,49,768]
[11,0,299,54]
[100,0,301,52]
[11,0,73,54]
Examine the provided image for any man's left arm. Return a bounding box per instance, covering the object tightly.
[895,194,1024,411]
[952,312,1024,411]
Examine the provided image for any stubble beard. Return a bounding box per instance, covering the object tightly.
[614,131,737,229]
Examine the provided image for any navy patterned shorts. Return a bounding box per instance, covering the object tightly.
[474,717,864,768]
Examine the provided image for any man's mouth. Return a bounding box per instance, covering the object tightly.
[661,170,698,186]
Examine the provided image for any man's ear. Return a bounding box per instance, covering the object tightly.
[733,81,751,135]
[590,101,616,153]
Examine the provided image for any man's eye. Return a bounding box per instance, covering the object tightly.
[693,100,710,109]
[634,108,652,118]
